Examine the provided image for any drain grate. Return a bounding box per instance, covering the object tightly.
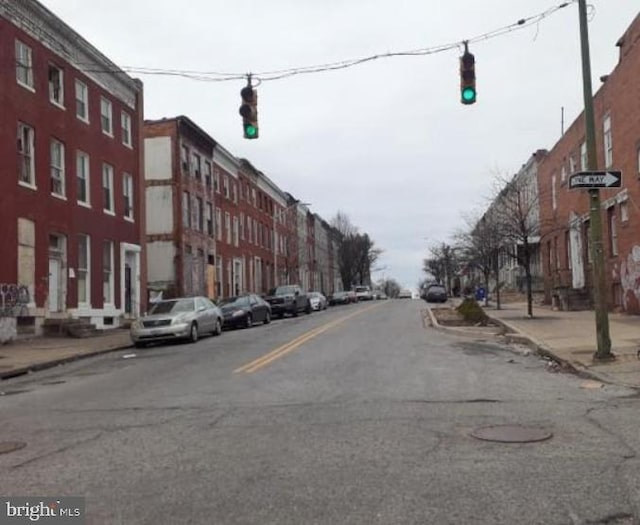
[470,424,553,443]
[0,441,26,455]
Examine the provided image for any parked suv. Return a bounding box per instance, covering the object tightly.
[265,285,312,318]
[353,285,373,301]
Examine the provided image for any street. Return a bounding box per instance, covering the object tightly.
[1,300,639,525]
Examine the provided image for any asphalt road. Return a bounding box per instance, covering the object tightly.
[1,299,639,525]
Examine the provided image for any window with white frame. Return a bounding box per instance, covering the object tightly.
[204,160,212,187]
[214,171,220,193]
[17,123,35,187]
[569,154,577,175]
[232,183,237,203]
[580,141,587,170]
[206,203,213,235]
[100,97,113,136]
[183,191,191,228]
[233,216,239,247]
[620,200,629,222]
[608,206,617,256]
[75,80,89,122]
[15,40,34,89]
[551,174,557,211]
[102,163,115,213]
[560,163,567,184]
[192,153,201,180]
[240,213,245,240]
[50,139,65,197]
[76,151,90,206]
[253,218,258,244]
[603,115,613,168]
[181,145,190,174]
[196,197,203,231]
[123,173,134,220]
[225,212,231,244]
[215,208,222,241]
[48,64,64,106]
[103,240,114,304]
[77,234,90,305]
[223,176,229,198]
[121,111,132,147]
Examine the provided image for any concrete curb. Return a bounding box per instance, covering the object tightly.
[0,341,133,380]
[425,303,615,385]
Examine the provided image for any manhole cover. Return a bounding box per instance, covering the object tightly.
[0,389,31,396]
[0,441,26,455]
[470,425,553,443]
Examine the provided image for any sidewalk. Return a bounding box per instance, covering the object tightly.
[0,329,132,380]
[486,302,640,388]
[429,300,640,389]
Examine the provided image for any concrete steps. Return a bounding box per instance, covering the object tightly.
[42,318,103,338]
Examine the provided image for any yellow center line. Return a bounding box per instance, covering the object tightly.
[234,302,384,374]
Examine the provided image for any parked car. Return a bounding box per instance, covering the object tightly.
[376,292,388,300]
[264,285,312,318]
[130,296,223,348]
[308,291,328,311]
[353,285,374,301]
[346,290,358,303]
[218,294,271,328]
[398,289,413,299]
[425,284,448,303]
[328,291,350,306]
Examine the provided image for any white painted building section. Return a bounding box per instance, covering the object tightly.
[146,186,174,235]
[144,137,173,180]
[147,241,176,290]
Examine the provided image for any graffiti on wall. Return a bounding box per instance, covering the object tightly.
[0,284,31,317]
[620,245,640,312]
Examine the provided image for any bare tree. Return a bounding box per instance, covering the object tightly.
[423,242,459,295]
[330,212,383,290]
[455,211,506,309]
[491,167,541,317]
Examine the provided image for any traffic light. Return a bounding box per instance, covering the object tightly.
[239,84,259,139]
[459,43,476,105]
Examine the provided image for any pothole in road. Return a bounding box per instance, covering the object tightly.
[470,424,553,443]
[0,441,27,455]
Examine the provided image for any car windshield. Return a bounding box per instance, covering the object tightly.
[268,286,297,296]
[148,299,195,315]
[219,296,250,307]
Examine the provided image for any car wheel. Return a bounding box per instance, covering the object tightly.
[292,307,299,317]
[213,318,222,336]
[189,322,198,343]
[305,302,312,314]
[263,311,271,325]
[245,313,253,329]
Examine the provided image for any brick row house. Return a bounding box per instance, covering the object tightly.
[1,1,342,340]
[538,12,640,313]
[143,117,216,301]
[481,13,640,314]
[143,118,341,302]
[0,1,145,335]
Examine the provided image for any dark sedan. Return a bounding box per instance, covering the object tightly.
[328,291,351,306]
[219,294,272,329]
[425,284,448,303]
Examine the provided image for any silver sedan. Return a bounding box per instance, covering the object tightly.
[130,296,223,348]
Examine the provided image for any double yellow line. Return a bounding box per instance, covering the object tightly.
[234,302,382,374]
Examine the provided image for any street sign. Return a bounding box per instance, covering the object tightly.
[569,170,622,189]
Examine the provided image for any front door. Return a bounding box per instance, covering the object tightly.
[48,258,61,312]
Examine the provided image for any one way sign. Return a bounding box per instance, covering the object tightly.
[569,171,622,189]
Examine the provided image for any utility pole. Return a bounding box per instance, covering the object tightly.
[578,0,612,360]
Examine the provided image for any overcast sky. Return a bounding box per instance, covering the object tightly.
[41,0,639,291]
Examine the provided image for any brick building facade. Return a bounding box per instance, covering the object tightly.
[538,13,640,313]
[1,1,145,334]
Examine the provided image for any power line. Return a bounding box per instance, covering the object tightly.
[113,0,576,83]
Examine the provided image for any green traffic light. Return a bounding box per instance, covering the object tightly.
[462,87,476,104]
[245,124,258,138]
